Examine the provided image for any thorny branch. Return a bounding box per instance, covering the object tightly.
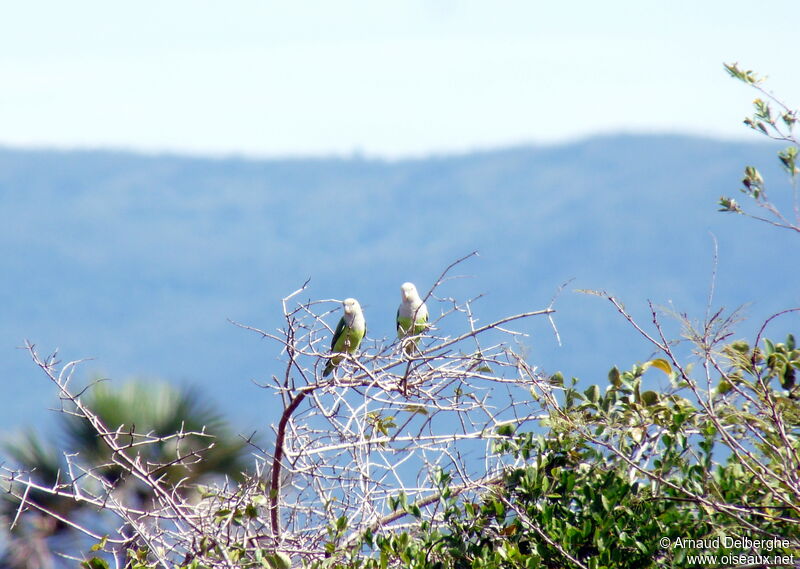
[551,289,800,544]
[3,257,558,567]
[244,254,556,558]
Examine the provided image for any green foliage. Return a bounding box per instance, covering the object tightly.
[719,63,800,232]
[366,411,397,440]
[327,336,800,568]
[81,558,110,569]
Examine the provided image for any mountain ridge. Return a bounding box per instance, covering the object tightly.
[1,134,796,434]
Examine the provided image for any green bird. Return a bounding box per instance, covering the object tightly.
[323,298,367,377]
[396,282,429,353]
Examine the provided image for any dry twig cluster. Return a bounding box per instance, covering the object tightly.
[3,255,557,567]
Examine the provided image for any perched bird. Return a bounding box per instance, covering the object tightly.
[396,282,429,353]
[323,298,366,377]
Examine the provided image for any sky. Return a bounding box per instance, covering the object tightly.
[1,0,798,158]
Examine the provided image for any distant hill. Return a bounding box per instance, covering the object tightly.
[1,135,798,434]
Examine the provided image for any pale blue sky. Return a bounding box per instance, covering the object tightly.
[1,0,797,157]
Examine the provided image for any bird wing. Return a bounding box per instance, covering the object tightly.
[330,316,346,351]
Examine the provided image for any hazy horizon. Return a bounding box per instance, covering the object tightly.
[3,1,798,157]
[0,130,775,162]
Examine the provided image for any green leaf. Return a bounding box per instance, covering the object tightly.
[718,196,742,213]
[496,424,515,437]
[724,62,761,84]
[778,146,799,175]
[742,165,764,198]
[336,515,348,531]
[213,507,232,524]
[403,404,429,416]
[81,559,110,569]
[640,390,659,406]
[753,98,772,121]
[608,366,621,387]
[264,552,292,569]
[90,535,109,552]
[642,358,671,375]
